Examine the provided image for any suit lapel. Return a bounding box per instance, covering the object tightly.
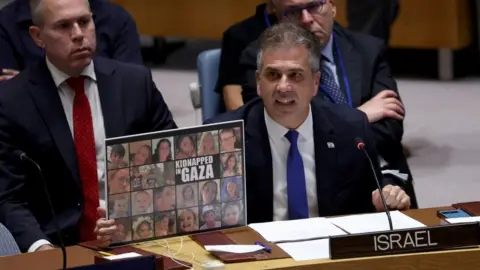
[244,103,274,222]
[311,101,341,216]
[94,58,125,138]
[26,61,81,188]
[334,27,363,107]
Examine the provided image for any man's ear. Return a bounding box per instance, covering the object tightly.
[256,70,261,96]
[330,0,337,18]
[313,71,321,96]
[29,26,44,48]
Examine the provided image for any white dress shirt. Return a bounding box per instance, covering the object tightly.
[29,58,107,252]
[264,107,319,221]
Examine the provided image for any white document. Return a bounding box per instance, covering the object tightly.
[248,217,347,243]
[204,245,265,254]
[103,252,142,261]
[381,169,409,181]
[446,216,480,224]
[328,210,426,234]
[277,239,330,261]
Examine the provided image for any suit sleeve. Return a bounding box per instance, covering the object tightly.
[370,44,404,153]
[145,68,178,131]
[0,101,47,252]
[0,24,20,71]
[111,13,143,65]
[362,114,397,187]
[216,29,247,93]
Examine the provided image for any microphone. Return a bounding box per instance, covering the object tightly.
[354,138,393,231]
[15,151,67,269]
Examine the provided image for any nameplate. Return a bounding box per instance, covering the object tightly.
[329,222,480,260]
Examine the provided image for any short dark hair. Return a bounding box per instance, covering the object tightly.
[111,144,126,158]
[256,22,321,72]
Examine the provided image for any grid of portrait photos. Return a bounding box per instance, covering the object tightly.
[103,120,246,245]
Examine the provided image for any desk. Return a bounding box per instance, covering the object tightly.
[134,206,480,269]
[0,245,97,270]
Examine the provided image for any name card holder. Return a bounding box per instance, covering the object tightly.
[329,222,480,260]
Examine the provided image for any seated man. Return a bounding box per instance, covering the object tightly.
[0,0,176,252]
[217,0,417,207]
[207,22,410,223]
[0,0,143,81]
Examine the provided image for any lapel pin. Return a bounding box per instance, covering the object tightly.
[327,142,335,148]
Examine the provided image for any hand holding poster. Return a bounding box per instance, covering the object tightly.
[104,121,246,246]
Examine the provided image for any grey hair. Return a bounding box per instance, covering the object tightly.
[30,0,91,26]
[256,22,321,73]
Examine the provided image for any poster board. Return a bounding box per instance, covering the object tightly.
[103,121,246,245]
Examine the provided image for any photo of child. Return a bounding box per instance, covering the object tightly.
[155,211,176,237]
[131,190,153,215]
[154,186,176,212]
[222,201,244,226]
[199,180,220,205]
[108,193,130,219]
[156,161,175,186]
[175,134,197,159]
[108,168,130,195]
[129,140,152,166]
[139,164,162,189]
[220,152,243,178]
[112,218,132,243]
[152,138,174,162]
[197,131,219,156]
[107,144,129,170]
[199,204,221,230]
[132,215,154,240]
[177,207,198,233]
[176,183,198,208]
[221,177,243,202]
[219,128,242,153]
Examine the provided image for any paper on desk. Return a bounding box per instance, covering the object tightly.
[248,217,347,243]
[204,245,265,254]
[103,252,142,261]
[446,216,480,224]
[381,169,409,182]
[277,239,330,261]
[328,210,426,234]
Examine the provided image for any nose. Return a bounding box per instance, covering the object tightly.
[276,74,291,92]
[71,23,84,42]
[300,9,314,26]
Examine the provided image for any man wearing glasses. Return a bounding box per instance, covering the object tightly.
[215,0,417,208]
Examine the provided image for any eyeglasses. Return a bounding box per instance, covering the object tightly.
[282,0,327,21]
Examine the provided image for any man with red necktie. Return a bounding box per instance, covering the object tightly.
[0,0,176,252]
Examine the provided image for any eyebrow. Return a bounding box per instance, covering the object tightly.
[264,67,306,73]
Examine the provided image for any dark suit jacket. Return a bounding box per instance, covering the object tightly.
[239,23,403,155]
[0,57,176,252]
[205,98,396,224]
[0,0,143,71]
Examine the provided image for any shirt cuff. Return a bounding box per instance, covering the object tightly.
[28,239,52,252]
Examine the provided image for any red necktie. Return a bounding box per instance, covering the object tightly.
[66,76,99,242]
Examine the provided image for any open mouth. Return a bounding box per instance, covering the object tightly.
[275,99,295,105]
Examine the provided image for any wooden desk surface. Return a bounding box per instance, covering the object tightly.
[0,245,97,270]
[135,206,480,269]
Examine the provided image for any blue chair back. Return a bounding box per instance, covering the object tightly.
[0,223,20,256]
[197,49,224,122]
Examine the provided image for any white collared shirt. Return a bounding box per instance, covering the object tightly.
[29,59,107,252]
[264,107,319,221]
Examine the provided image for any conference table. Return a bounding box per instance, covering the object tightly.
[2,206,480,269]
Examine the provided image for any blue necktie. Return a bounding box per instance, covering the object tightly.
[320,60,348,104]
[285,130,309,220]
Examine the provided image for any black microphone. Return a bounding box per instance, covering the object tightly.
[354,138,393,231]
[15,151,67,269]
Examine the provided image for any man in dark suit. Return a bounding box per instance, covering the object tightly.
[0,0,143,81]
[0,0,176,253]
[206,22,410,223]
[224,0,418,208]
